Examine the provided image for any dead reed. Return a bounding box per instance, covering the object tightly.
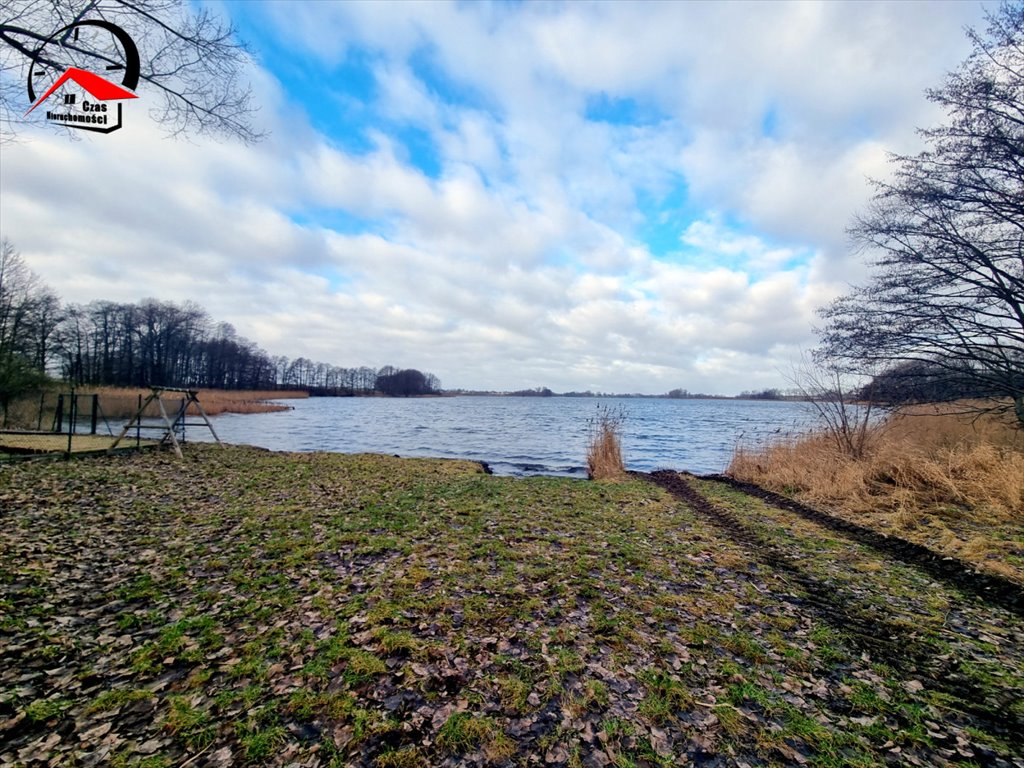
[86,387,307,420]
[587,405,626,480]
[728,405,1024,582]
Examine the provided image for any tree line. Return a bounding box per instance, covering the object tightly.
[0,241,441,400]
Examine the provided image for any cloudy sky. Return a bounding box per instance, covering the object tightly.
[0,0,996,394]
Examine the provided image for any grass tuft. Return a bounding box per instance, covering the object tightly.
[436,712,513,758]
[587,405,626,480]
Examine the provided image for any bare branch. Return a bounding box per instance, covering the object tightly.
[0,0,264,143]
[820,3,1024,426]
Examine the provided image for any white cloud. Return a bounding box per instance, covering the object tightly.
[0,0,999,394]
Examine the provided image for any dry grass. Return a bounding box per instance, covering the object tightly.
[1,393,52,430]
[0,433,159,455]
[728,405,1024,583]
[3,388,308,430]
[587,405,626,480]
[89,387,308,419]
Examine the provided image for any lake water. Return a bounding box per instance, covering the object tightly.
[187,396,818,477]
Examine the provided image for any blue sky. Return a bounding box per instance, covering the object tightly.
[0,0,997,393]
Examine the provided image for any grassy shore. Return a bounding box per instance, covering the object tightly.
[728,406,1024,585]
[2,445,1022,767]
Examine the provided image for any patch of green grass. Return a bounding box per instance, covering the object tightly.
[119,573,161,602]
[589,600,638,643]
[712,705,746,739]
[228,656,268,681]
[348,707,400,745]
[550,646,585,676]
[286,689,355,720]
[779,704,835,752]
[374,747,428,768]
[87,688,151,713]
[807,624,848,664]
[237,722,287,762]
[601,716,635,741]
[581,678,610,711]
[342,649,387,685]
[679,621,719,647]
[844,680,888,715]
[213,684,266,713]
[374,628,422,657]
[436,712,512,758]
[24,697,71,722]
[726,681,777,713]
[435,712,479,752]
[494,674,532,712]
[164,696,215,752]
[116,611,146,631]
[722,630,769,664]
[637,669,693,724]
[31,633,71,662]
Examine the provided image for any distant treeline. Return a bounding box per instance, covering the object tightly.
[451,387,804,400]
[860,361,1004,405]
[60,299,441,396]
[0,244,440,398]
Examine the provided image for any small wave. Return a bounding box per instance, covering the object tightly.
[484,461,586,477]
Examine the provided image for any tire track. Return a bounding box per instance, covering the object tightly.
[702,473,1024,618]
[640,469,1024,750]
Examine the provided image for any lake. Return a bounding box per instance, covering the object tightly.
[187,396,818,477]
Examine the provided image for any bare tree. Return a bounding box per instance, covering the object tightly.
[1,0,263,142]
[819,2,1024,426]
[0,239,56,420]
[0,238,60,363]
[787,355,877,459]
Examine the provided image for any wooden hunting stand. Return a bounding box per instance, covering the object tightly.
[110,387,223,458]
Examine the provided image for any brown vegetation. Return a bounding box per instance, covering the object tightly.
[729,404,1024,583]
[586,405,626,480]
[95,387,308,418]
[2,387,308,431]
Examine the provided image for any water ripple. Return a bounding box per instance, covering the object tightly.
[190,396,817,477]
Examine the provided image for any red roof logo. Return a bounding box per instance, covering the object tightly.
[24,66,137,116]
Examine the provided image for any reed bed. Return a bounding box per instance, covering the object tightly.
[728,405,1024,582]
[88,387,307,419]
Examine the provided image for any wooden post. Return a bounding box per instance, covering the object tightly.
[67,391,76,455]
[54,394,64,433]
[90,394,99,435]
[188,390,224,448]
[110,391,158,452]
[155,391,183,459]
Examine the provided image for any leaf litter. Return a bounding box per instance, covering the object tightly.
[0,445,1022,767]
